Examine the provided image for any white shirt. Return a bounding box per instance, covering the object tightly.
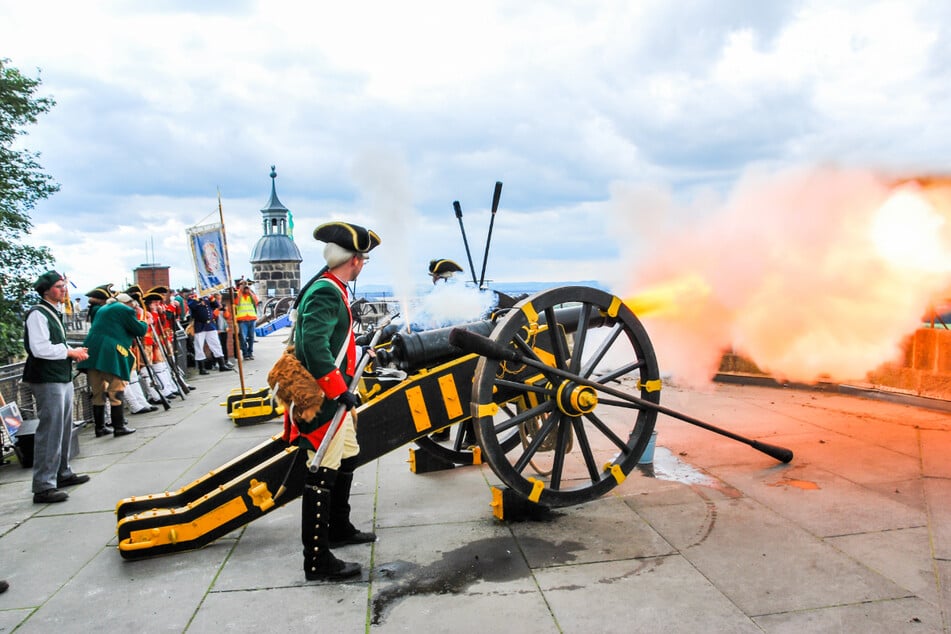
[25,303,69,360]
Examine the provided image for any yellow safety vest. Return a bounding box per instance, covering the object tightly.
[235,293,257,320]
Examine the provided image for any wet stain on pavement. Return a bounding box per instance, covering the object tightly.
[371,536,584,625]
[768,478,820,490]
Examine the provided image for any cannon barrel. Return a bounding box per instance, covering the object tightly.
[377,304,604,372]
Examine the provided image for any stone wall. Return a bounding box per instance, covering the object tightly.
[252,261,301,298]
[718,327,951,400]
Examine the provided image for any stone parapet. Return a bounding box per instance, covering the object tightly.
[718,327,951,401]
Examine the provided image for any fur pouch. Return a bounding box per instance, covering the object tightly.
[267,345,325,423]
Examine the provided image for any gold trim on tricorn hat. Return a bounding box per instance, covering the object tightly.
[428,259,463,276]
[85,287,112,301]
[313,221,381,253]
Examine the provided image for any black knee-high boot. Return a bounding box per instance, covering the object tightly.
[93,404,113,438]
[328,457,377,548]
[302,467,360,581]
[111,399,136,437]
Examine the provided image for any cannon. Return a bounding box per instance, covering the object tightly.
[114,285,792,560]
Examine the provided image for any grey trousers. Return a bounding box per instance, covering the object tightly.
[29,381,77,493]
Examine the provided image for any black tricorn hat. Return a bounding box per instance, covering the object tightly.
[313,221,381,253]
[147,285,169,295]
[142,291,164,304]
[125,285,142,296]
[85,287,112,301]
[96,283,115,293]
[428,258,463,276]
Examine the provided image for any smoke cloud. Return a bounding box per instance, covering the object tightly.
[351,148,418,323]
[610,166,951,385]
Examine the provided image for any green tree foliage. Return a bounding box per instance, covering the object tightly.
[0,58,59,363]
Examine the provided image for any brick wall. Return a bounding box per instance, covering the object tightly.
[865,328,951,399]
[134,265,170,291]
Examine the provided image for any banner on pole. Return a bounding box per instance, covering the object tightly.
[187,223,229,296]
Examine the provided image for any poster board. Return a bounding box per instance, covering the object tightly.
[1,402,24,441]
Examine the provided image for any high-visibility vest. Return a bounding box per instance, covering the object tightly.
[235,293,257,320]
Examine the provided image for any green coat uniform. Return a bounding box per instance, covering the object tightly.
[77,302,148,379]
[293,274,353,436]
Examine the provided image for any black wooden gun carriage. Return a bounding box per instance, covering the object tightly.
[115,285,791,560]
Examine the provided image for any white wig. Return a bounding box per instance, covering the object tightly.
[323,242,358,268]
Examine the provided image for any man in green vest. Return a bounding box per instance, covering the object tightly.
[22,271,91,504]
[289,221,380,581]
[77,293,148,437]
[234,279,259,360]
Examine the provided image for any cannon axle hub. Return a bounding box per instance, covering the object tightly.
[555,380,598,416]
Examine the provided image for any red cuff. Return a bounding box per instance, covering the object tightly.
[316,368,348,399]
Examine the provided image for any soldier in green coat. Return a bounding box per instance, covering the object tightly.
[290,221,380,582]
[77,293,148,437]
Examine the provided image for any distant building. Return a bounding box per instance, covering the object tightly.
[250,166,302,298]
[133,263,170,292]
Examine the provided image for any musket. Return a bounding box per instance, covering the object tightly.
[134,337,171,411]
[148,319,188,399]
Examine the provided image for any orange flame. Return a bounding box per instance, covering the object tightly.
[612,167,951,385]
[624,273,712,318]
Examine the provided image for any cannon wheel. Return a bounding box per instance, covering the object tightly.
[471,286,661,507]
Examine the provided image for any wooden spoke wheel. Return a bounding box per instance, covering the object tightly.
[471,286,661,507]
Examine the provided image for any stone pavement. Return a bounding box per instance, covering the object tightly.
[1,328,950,633]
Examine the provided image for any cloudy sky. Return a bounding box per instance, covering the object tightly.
[3,0,948,295]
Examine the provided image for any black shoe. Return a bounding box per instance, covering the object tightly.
[95,425,114,437]
[33,489,68,503]
[305,558,361,581]
[130,407,153,415]
[199,366,209,375]
[57,473,90,487]
[0,580,8,594]
[114,426,136,437]
[246,355,254,360]
[164,394,176,400]
[328,529,377,549]
[218,365,233,372]
[148,398,163,405]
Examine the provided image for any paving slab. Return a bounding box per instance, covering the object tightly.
[635,495,911,616]
[752,596,944,633]
[536,556,761,634]
[827,526,941,607]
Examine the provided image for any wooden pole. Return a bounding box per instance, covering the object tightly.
[217,189,246,395]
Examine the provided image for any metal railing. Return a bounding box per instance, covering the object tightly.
[0,361,94,426]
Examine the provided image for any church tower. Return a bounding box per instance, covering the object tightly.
[250,166,302,298]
